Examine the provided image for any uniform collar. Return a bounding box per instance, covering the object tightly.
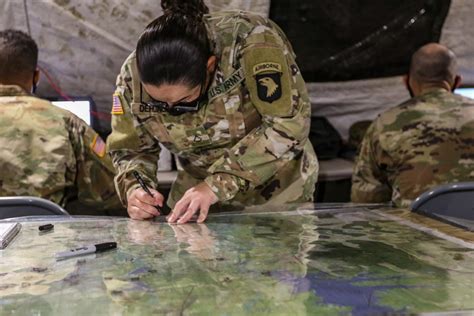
[202,16,226,91]
[203,15,221,59]
[419,87,450,96]
[0,84,31,97]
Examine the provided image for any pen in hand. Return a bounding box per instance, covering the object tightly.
[132,171,162,212]
[132,171,154,197]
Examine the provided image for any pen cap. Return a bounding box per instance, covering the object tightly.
[95,242,117,252]
[39,224,54,231]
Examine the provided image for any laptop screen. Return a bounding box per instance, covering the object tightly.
[455,88,474,99]
[51,100,91,125]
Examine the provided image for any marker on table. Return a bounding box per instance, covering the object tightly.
[38,223,54,232]
[55,242,117,260]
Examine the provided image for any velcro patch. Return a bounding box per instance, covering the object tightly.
[90,134,106,158]
[243,46,293,117]
[111,93,124,115]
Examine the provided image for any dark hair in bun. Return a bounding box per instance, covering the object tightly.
[136,0,211,88]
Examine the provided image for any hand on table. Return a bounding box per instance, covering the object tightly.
[167,182,218,224]
[127,188,164,220]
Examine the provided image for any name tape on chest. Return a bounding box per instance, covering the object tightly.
[208,68,245,101]
[139,103,162,113]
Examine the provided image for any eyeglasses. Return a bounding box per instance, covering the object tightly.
[140,84,207,116]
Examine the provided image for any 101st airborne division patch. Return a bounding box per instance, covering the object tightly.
[253,62,282,103]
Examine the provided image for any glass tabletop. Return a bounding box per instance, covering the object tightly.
[1,205,473,315]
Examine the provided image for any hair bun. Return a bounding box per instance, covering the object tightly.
[161,0,209,18]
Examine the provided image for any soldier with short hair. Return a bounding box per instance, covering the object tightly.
[352,43,474,207]
[107,0,319,223]
[0,29,122,212]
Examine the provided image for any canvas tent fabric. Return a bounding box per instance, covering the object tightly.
[270,0,452,82]
[0,0,472,142]
[0,0,270,135]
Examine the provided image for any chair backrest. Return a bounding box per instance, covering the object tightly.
[0,196,70,220]
[411,182,474,231]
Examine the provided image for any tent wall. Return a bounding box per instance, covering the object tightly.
[0,0,472,140]
[310,0,474,139]
[0,0,270,133]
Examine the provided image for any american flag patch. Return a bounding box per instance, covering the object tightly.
[90,134,106,158]
[111,93,124,115]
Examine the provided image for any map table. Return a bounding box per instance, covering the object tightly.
[1,204,473,315]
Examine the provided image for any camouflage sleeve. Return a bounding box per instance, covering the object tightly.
[205,24,312,201]
[106,62,161,205]
[66,114,122,210]
[351,121,392,203]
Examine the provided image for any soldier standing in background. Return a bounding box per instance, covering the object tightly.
[0,29,123,213]
[352,43,474,207]
[107,0,318,223]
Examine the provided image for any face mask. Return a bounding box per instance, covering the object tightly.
[142,84,207,116]
[141,70,211,116]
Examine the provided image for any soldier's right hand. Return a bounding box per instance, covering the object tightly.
[127,188,164,220]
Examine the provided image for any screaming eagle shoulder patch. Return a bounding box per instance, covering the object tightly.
[256,73,281,103]
[243,46,293,117]
[254,62,282,103]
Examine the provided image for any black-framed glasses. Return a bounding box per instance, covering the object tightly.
[140,84,207,116]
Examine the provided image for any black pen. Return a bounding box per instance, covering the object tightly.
[132,171,163,213]
[132,171,154,198]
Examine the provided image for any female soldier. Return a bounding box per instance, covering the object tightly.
[107,0,318,223]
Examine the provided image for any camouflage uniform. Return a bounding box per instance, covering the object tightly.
[107,11,318,209]
[352,88,474,207]
[0,84,122,210]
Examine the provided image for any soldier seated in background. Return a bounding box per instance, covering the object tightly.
[352,43,474,207]
[0,29,124,214]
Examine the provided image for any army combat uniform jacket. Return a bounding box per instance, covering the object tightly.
[107,11,318,208]
[352,88,474,207]
[0,85,121,210]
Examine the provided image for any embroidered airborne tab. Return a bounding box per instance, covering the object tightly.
[90,134,106,158]
[253,62,282,75]
[208,68,245,101]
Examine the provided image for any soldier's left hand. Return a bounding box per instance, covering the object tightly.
[167,182,218,224]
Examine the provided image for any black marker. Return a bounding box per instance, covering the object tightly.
[132,171,154,198]
[55,242,117,260]
[132,170,163,214]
